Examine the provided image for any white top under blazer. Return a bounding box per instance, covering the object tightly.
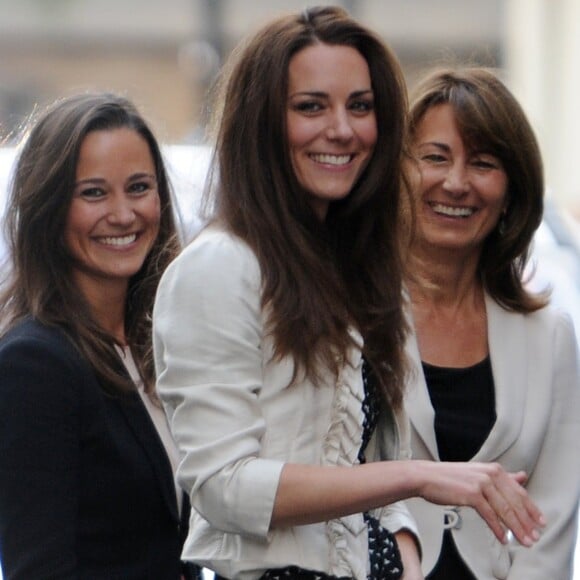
[153,226,418,580]
[405,293,580,579]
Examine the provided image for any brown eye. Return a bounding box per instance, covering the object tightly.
[79,187,105,199]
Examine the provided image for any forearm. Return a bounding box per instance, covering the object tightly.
[396,530,423,580]
[271,461,421,527]
[271,459,544,550]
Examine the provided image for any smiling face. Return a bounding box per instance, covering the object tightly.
[286,43,377,220]
[65,127,161,297]
[412,103,508,258]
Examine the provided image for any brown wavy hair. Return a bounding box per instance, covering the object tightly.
[409,67,547,312]
[0,92,180,394]
[204,6,411,409]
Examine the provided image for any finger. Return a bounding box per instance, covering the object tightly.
[509,470,528,485]
[483,478,540,546]
[472,496,508,544]
[506,471,545,527]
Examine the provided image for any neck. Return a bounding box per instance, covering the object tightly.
[74,274,128,344]
[407,243,484,313]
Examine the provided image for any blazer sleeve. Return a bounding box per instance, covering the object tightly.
[153,231,284,540]
[508,310,580,579]
[0,327,83,579]
[376,408,421,546]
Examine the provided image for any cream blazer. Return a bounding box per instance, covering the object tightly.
[405,293,580,579]
[153,226,418,580]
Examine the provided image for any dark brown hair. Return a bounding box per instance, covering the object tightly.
[409,67,547,312]
[205,6,410,409]
[0,92,180,394]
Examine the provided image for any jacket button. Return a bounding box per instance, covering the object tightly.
[443,507,462,530]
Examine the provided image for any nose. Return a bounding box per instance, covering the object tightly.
[326,108,354,141]
[106,194,136,226]
[443,162,470,196]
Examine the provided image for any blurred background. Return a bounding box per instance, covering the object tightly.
[0,0,579,211]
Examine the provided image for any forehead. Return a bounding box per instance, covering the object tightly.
[287,43,371,93]
[77,128,154,171]
[416,102,494,153]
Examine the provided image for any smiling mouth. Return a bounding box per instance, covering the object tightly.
[97,233,138,247]
[429,202,475,218]
[309,153,354,166]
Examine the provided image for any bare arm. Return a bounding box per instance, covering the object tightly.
[395,530,423,580]
[272,460,544,547]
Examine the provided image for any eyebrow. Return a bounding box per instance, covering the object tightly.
[418,141,450,152]
[289,89,373,99]
[74,173,156,187]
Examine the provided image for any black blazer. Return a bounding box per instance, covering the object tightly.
[0,318,200,580]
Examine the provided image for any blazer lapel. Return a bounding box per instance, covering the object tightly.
[471,294,528,461]
[405,294,529,462]
[117,391,179,522]
[405,314,441,460]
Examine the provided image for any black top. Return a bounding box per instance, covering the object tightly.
[423,356,496,462]
[422,356,496,580]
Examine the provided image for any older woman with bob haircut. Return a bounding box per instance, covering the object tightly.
[403,67,580,579]
[153,9,545,580]
[0,93,200,579]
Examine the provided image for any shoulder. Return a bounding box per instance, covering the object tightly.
[0,319,100,418]
[488,294,574,334]
[0,318,94,386]
[156,225,262,309]
[179,226,259,276]
[523,303,576,340]
[0,318,78,360]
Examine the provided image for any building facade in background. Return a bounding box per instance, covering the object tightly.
[0,0,578,206]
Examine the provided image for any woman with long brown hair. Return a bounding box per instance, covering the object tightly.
[153,8,544,580]
[0,92,199,579]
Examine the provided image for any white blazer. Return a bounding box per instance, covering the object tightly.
[405,294,580,579]
[153,226,418,580]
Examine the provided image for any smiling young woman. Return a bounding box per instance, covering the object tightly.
[65,127,162,328]
[0,93,200,580]
[153,8,545,580]
[286,42,378,220]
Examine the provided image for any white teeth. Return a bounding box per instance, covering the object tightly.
[99,234,137,246]
[431,203,474,217]
[310,153,352,166]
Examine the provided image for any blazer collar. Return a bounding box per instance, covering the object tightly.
[405,293,528,461]
[474,294,527,460]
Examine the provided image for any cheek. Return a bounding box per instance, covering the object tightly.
[488,175,509,210]
[416,166,440,195]
[362,122,378,149]
[64,203,92,245]
[355,113,378,150]
[147,194,162,231]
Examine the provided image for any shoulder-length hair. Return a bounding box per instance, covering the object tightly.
[206,6,410,409]
[409,67,547,312]
[0,92,180,394]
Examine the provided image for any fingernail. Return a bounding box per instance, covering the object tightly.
[539,515,547,527]
[523,535,533,547]
[531,529,540,541]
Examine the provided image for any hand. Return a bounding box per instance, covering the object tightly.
[414,461,545,547]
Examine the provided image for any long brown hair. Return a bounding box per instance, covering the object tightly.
[409,67,547,312]
[205,6,410,409]
[0,92,180,394]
